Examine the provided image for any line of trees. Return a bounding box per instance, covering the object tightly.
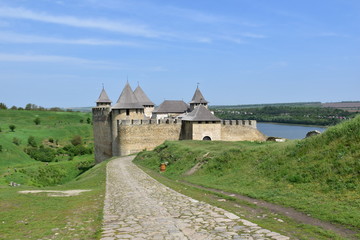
[213,106,358,126]
[0,102,76,112]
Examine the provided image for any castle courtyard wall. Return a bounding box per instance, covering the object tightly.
[117,122,182,156]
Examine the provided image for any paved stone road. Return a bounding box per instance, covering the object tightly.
[101,156,290,240]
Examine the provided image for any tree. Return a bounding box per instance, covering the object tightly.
[34,117,41,125]
[9,125,16,132]
[10,106,17,110]
[71,135,82,146]
[28,136,37,147]
[0,103,7,109]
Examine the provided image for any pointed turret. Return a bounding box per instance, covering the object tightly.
[134,85,155,118]
[134,85,154,106]
[112,83,143,109]
[96,87,112,106]
[189,86,208,111]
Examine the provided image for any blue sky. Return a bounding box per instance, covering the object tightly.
[0,0,359,108]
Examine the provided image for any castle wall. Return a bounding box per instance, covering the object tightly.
[117,120,182,156]
[192,122,221,140]
[92,107,113,163]
[220,120,266,141]
[144,106,154,118]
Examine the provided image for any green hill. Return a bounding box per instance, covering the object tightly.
[135,115,360,230]
[0,109,94,185]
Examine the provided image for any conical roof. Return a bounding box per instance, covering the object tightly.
[96,88,112,103]
[189,87,208,104]
[112,83,143,109]
[182,105,220,122]
[134,85,154,106]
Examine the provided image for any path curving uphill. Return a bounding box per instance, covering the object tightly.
[101,156,290,240]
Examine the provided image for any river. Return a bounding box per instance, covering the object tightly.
[257,122,327,140]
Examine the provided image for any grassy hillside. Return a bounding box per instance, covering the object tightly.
[0,109,93,169]
[135,115,360,230]
[0,109,105,239]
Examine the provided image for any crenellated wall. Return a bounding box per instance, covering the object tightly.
[221,120,265,141]
[117,120,182,156]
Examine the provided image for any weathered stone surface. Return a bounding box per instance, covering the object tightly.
[101,156,289,239]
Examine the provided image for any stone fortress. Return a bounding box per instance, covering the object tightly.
[92,83,265,163]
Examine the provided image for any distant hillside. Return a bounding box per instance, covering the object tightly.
[211,102,322,109]
[322,101,360,112]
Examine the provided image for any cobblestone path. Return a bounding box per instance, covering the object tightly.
[101,156,290,240]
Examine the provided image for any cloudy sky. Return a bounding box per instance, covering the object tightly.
[0,0,359,108]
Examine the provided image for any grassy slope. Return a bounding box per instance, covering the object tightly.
[135,115,360,230]
[0,109,107,239]
[0,159,107,240]
[0,109,93,172]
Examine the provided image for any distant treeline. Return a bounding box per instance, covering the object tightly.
[0,102,77,112]
[212,102,322,109]
[212,106,358,126]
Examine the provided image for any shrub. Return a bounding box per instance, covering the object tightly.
[87,117,91,124]
[9,124,16,132]
[24,146,56,162]
[34,117,41,125]
[10,106,17,110]
[0,145,3,152]
[28,136,37,147]
[12,137,20,146]
[0,127,2,132]
[71,135,82,146]
[48,138,54,143]
[80,119,84,123]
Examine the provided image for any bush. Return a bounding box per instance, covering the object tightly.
[0,145,3,152]
[9,124,16,132]
[71,135,82,146]
[49,138,54,143]
[0,127,2,132]
[80,119,84,123]
[24,146,56,162]
[87,117,91,124]
[12,137,20,146]
[28,136,37,147]
[34,117,41,125]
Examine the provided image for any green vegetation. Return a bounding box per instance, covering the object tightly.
[135,115,360,233]
[0,109,105,239]
[212,106,356,126]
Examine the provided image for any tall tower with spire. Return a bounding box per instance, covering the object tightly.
[189,86,209,111]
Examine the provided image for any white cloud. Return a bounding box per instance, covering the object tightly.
[0,6,160,37]
[0,31,140,46]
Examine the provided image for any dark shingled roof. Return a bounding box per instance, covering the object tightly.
[189,87,208,104]
[134,85,154,106]
[182,105,221,122]
[112,83,143,109]
[96,88,112,103]
[153,100,189,114]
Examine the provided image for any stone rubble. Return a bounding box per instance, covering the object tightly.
[101,156,290,240]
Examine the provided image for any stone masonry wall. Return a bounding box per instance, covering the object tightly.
[117,122,182,156]
[221,122,266,141]
[92,107,113,163]
[192,123,221,140]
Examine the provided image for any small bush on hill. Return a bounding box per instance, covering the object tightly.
[0,145,3,152]
[48,138,54,143]
[71,135,82,146]
[34,117,41,125]
[12,137,20,146]
[9,124,16,132]
[28,136,37,147]
[0,126,2,132]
